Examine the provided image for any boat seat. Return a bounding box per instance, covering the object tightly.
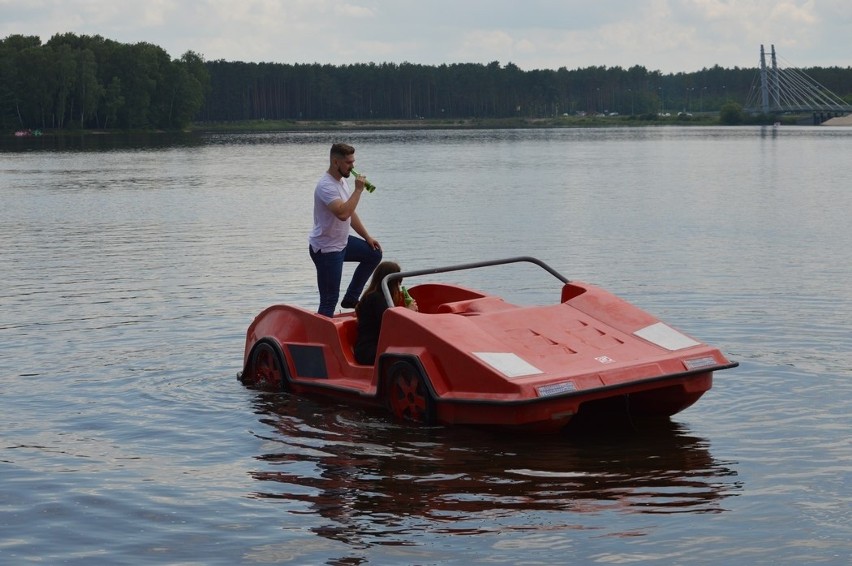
[335,318,361,365]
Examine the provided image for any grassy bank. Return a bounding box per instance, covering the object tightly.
[9,112,812,139]
[189,113,730,133]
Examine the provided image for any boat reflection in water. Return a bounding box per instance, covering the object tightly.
[246,393,742,549]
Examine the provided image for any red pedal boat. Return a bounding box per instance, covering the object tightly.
[239,257,737,431]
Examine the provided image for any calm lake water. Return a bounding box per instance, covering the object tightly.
[1,126,850,565]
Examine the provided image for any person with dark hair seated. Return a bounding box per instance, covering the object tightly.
[354,261,418,365]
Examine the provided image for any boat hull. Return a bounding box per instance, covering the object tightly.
[240,257,737,432]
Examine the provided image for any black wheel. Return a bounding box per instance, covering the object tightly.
[385,360,435,425]
[243,340,288,392]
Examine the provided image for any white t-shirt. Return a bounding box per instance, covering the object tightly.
[308,172,351,252]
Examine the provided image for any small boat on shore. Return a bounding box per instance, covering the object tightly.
[239,256,737,432]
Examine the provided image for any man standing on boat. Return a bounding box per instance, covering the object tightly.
[309,143,382,317]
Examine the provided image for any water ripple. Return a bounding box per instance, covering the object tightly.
[2,128,850,564]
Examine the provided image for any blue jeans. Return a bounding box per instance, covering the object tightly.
[309,236,382,317]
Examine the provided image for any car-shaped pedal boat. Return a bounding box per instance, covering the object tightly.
[240,256,737,431]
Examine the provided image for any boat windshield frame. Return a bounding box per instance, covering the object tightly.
[380,256,570,308]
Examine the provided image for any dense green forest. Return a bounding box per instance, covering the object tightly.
[199,59,753,121]
[0,34,208,131]
[3,32,852,131]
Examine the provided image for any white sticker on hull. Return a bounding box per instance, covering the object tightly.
[634,322,700,351]
[684,356,717,370]
[537,381,576,397]
[473,352,543,378]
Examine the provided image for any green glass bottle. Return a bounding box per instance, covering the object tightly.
[401,285,413,307]
[350,168,376,193]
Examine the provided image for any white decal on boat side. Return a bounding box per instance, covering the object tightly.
[473,352,544,378]
[634,322,701,351]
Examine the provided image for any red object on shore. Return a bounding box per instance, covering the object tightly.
[240,257,737,432]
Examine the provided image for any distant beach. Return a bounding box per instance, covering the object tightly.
[822,114,852,126]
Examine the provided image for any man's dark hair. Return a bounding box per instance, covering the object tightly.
[330,143,355,158]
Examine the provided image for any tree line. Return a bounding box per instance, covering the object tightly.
[1,33,208,131]
[4,32,852,131]
[199,60,760,122]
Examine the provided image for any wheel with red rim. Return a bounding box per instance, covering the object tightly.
[386,361,434,424]
[243,340,288,391]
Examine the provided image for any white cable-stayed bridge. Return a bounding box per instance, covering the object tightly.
[744,44,852,122]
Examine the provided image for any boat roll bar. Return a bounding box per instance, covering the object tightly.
[381,256,570,307]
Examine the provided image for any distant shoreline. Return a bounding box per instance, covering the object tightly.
[11,112,835,138]
[187,112,821,131]
[189,115,723,132]
[822,114,852,126]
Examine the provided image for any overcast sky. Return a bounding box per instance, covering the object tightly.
[2,0,850,73]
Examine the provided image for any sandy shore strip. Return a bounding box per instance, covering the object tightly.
[822,114,852,126]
